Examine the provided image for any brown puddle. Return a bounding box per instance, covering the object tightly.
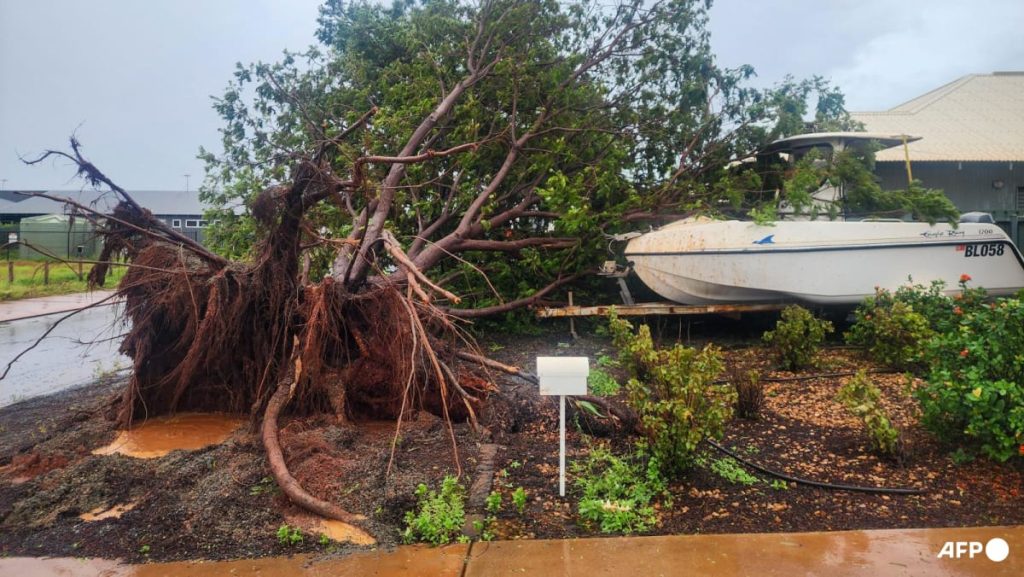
[79,502,138,522]
[283,512,377,546]
[317,519,377,546]
[92,413,246,459]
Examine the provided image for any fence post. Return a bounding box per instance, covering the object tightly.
[43,261,50,285]
[77,260,83,280]
[7,261,12,284]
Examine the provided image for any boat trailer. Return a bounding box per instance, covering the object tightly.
[537,259,788,319]
[536,301,787,318]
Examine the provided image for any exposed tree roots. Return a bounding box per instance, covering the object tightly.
[18,146,496,526]
[262,367,365,523]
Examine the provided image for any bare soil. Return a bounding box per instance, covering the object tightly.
[1,318,1022,561]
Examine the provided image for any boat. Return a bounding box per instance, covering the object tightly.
[623,216,1024,305]
[620,132,1024,305]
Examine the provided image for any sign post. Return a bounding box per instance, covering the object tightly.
[536,356,588,497]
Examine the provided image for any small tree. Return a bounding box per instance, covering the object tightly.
[762,305,833,371]
[609,312,735,475]
[836,371,901,458]
[846,290,934,370]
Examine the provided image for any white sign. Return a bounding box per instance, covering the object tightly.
[7,233,16,244]
[536,356,588,396]
[536,356,589,497]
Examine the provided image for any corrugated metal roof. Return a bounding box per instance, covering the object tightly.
[0,190,208,216]
[850,73,1024,162]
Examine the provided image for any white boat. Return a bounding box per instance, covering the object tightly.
[624,217,1024,305]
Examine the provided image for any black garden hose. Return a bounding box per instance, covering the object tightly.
[705,439,928,495]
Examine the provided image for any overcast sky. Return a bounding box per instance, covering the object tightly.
[2,0,1022,190]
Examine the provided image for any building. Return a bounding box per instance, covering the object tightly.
[0,190,209,235]
[850,72,1024,246]
[0,190,210,258]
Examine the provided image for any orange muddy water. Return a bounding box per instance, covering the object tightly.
[317,519,377,546]
[92,413,246,458]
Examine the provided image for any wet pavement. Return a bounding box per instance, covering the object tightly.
[1,526,1019,576]
[0,301,128,407]
[0,290,117,322]
[464,525,1022,576]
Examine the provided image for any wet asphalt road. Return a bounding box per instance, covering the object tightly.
[0,304,129,407]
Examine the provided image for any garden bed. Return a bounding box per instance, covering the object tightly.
[1,324,1021,562]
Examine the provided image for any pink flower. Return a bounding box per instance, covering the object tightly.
[960,273,972,283]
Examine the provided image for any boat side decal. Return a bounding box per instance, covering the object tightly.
[626,240,1024,270]
[752,234,775,245]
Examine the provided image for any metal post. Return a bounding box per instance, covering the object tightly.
[7,261,12,284]
[902,135,914,186]
[43,261,49,285]
[559,394,566,497]
[568,291,578,340]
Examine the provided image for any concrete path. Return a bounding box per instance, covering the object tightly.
[0,290,117,322]
[2,526,1019,576]
[465,525,1021,577]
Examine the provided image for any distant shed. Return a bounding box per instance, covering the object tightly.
[17,214,99,259]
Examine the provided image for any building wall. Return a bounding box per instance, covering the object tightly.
[154,213,207,243]
[875,160,1023,245]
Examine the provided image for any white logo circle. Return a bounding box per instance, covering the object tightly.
[985,538,1009,562]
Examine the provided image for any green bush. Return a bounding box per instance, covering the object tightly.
[276,524,303,546]
[609,312,734,475]
[402,476,468,545]
[587,368,621,396]
[572,443,665,534]
[846,289,934,370]
[511,487,527,515]
[918,298,1024,461]
[836,371,901,457]
[762,305,833,370]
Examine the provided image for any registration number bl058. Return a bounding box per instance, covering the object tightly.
[961,243,1005,257]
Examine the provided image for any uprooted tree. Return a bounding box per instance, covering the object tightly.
[18,0,936,524]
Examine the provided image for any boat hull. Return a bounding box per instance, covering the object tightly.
[624,220,1024,305]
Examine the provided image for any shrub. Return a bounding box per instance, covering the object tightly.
[511,487,527,515]
[918,298,1024,461]
[846,289,934,370]
[276,524,303,546]
[402,475,468,545]
[762,305,833,370]
[836,371,901,457]
[733,369,764,420]
[587,368,621,396]
[609,312,734,475]
[572,443,665,534]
